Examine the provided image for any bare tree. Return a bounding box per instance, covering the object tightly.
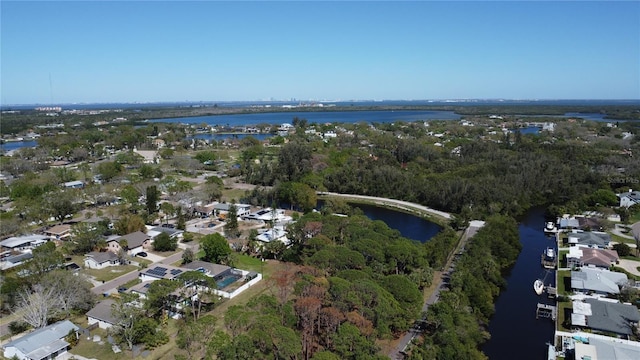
[13,284,62,328]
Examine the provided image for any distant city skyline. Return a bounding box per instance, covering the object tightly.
[1,1,638,105]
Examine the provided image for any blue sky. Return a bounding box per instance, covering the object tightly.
[1,1,639,104]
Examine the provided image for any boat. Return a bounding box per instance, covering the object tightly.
[534,279,544,295]
[543,221,558,234]
[541,247,556,269]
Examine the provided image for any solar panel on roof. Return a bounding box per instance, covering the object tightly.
[144,283,151,288]
[171,269,182,275]
[156,266,167,272]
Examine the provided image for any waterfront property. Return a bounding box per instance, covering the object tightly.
[566,231,611,248]
[566,246,619,269]
[571,298,640,337]
[570,267,628,295]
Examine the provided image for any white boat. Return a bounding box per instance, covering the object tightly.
[545,247,555,260]
[544,221,558,234]
[534,279,544,295]
[541,247,557,269]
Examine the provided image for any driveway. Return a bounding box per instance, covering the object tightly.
[617,259,640,277]
[142,252,165,263]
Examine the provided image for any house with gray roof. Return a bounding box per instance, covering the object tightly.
[2,320,79,360]
[567,231,611,249]
[181,260,231,278]
[617,189,640,208]
[106,231,150,256]
[84,251,120,269]
[86,299,118,329]
[571,298,640,336]
[570,267,628,295]
[0,252,33,271]
[0,234,48,252]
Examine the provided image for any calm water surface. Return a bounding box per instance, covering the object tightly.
[150,110,461,126]
[352,203,442,243]
[482,207,556,359]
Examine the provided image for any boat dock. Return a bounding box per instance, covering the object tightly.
[536,303,556,320]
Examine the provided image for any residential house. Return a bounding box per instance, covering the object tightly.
[567,246,619,269]
[570,267,628,295]
[193,203,216,218]
[617,190,640,208]
[146,226,184,241]
[256,226,290,245]
[571,298,640,336]
[106,231,151,256]
[84,251,120,269]
[214,203,251,218]
[86,299,118,330]
[243,208,291,223]
[0,234,48,252]
[2,320,79,360]
[567,231,611,248]
[557,216,580,230]
[63,180,84,189]
[0,253,33,271]
[128,281,154,300]
[182,260,231,279]
[44,224,72,241]
[133,148,159,164]
[574,336,640,360]
[139,264,186,282]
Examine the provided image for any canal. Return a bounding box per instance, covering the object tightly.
[354,202,555,358]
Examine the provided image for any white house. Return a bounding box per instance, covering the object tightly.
[86,299,118,329]
[256,226,290,245]
[617,189,640,208]
[106,231,151,256]
[0,235,48,252]
[63,180,84,189]
[84,251,120,269]
[2,320,79,360]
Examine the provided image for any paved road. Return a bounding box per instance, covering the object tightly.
[318,192,452,220]
[388,221,484,359]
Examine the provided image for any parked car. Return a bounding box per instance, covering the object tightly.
[136,252,148,257]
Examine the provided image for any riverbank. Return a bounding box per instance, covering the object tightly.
[317,192,452,225]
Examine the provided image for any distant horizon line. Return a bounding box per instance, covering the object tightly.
[3,98,640,107]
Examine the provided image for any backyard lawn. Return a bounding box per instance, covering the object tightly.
[82,265,139,282]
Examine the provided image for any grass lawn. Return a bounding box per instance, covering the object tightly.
[221,188,249,203]
[609,233,637,245]
[558,249,569,268]
[557,270,571,296]
[231,253,268,274]
[557,301,572,332]
[82,265,139,282]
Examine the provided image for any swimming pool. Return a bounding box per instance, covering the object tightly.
[216,274,242,289]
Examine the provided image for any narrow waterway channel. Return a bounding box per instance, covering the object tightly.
[482,207,556,359]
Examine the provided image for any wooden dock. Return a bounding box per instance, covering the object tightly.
[536,303,556,320]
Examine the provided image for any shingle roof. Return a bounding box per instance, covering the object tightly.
[45,224,71,235]
[85,251,119,264]
[86,299,118,325]
[2,320,78,358]
[181,260,230,277]
[570,268,627,294]
[111,231,149,248]
[584,298,640,335]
